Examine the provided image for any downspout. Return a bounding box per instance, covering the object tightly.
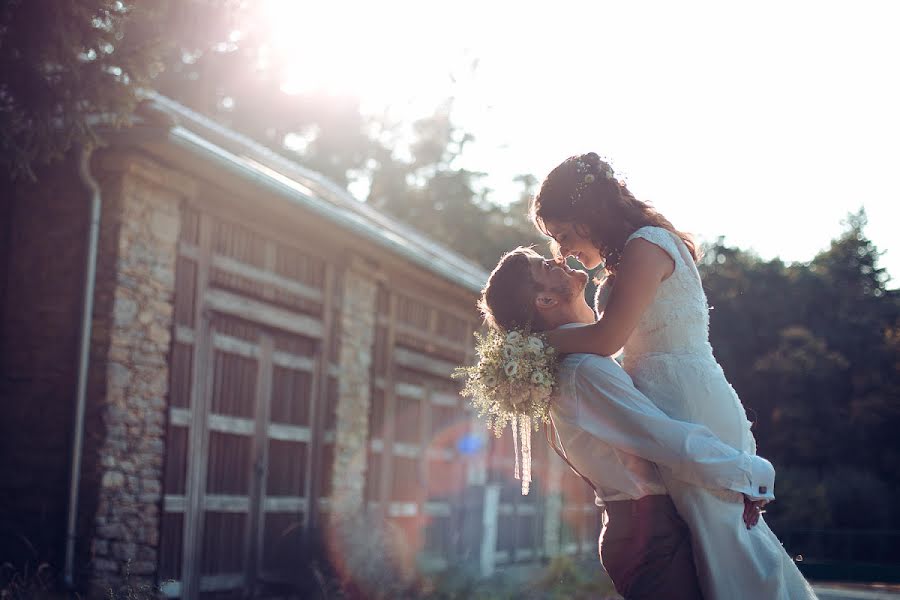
[64,143,101,588]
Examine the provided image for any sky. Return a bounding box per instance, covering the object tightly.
[265,1,900,286]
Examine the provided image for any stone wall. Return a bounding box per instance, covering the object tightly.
[330,258,379,516]
[86,154,194,592]
[1,143,586,596]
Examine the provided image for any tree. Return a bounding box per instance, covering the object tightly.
[0,0,242,179]
[2,1,542,271]
[149,8,544,269]
[751,326,849,468]
[151,10,376,188]
[701,212,900,536]
[805,210,899,477]
[366,108,546,269]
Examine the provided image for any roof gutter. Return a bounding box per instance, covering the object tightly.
[158,125,488,293]
[139,92,488,294]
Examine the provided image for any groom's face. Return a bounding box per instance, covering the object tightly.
[526,255,589,302]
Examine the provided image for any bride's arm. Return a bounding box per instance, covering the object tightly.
[545,238,675,356]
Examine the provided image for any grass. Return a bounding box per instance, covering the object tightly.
[1,539,617,600]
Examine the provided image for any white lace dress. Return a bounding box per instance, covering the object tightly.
[596,226,817,600]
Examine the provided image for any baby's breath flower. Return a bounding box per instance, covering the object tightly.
[453,328,559,496]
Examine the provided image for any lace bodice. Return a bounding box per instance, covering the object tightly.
[596,226,714,365]
[590,230,815,600]
[597,225,757,456]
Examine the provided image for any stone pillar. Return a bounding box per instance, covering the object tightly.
[330,257,379,516]
[88,154,195,591]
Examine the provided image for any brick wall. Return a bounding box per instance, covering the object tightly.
[0,158,90,572]
[0,149,196,594]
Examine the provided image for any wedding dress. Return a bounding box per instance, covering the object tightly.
[597,226,817,599]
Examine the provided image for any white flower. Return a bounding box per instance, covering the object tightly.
[504,361,518,377]
[453,327,557,469]
[526,336,544,353]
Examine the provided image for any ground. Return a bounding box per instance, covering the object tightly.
[813,583,900,600]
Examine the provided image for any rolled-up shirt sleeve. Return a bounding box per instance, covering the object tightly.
[568,356,775,500]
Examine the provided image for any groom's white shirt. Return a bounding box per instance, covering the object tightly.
[550,325,775,504]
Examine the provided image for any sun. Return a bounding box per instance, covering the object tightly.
[260,0,461,113]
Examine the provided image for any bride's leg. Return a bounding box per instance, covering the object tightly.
[661,475,817,600]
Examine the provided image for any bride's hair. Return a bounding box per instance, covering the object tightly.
[529,152,698,274]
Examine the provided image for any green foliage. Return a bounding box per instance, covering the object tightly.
[0,0,244,179]
[700,209,900,537]
[2,1,541,270]
[365,111,546,269]
[764,467,833,531]
[528,556,617,600]
[7,0,896,561]
[150,5,545,269]
[417,558,617,600]
[752,326,850,467]
[153,10,375,188]
[105,562,163,600]
[0,561,54,600]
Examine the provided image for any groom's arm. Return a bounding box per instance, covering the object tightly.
[566,356,775,501]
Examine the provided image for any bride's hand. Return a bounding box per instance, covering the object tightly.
[742,496,767,529]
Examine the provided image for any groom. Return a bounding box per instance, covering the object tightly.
[479,247,774,600]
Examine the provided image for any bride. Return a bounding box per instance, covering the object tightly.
[531,153,816,599]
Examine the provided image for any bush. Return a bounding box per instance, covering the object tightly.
[1,561,55,600]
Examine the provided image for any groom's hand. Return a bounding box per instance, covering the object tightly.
[742,496,767,529]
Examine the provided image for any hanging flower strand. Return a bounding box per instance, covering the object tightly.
[454,328,558,495]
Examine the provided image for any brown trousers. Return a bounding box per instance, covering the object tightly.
[600,494,705,600]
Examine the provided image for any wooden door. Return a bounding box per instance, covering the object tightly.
[194,315,262,597]
[190,316,319,597]
[160,207,336,599]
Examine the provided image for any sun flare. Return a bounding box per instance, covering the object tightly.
[261,0,465,112]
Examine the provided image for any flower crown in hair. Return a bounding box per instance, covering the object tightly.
[571,157,617,206]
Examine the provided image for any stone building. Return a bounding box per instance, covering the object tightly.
[0,94,600,598]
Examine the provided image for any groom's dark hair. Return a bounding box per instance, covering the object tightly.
[478,247,547,333]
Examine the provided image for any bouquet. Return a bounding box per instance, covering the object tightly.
[454,329,558,494]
